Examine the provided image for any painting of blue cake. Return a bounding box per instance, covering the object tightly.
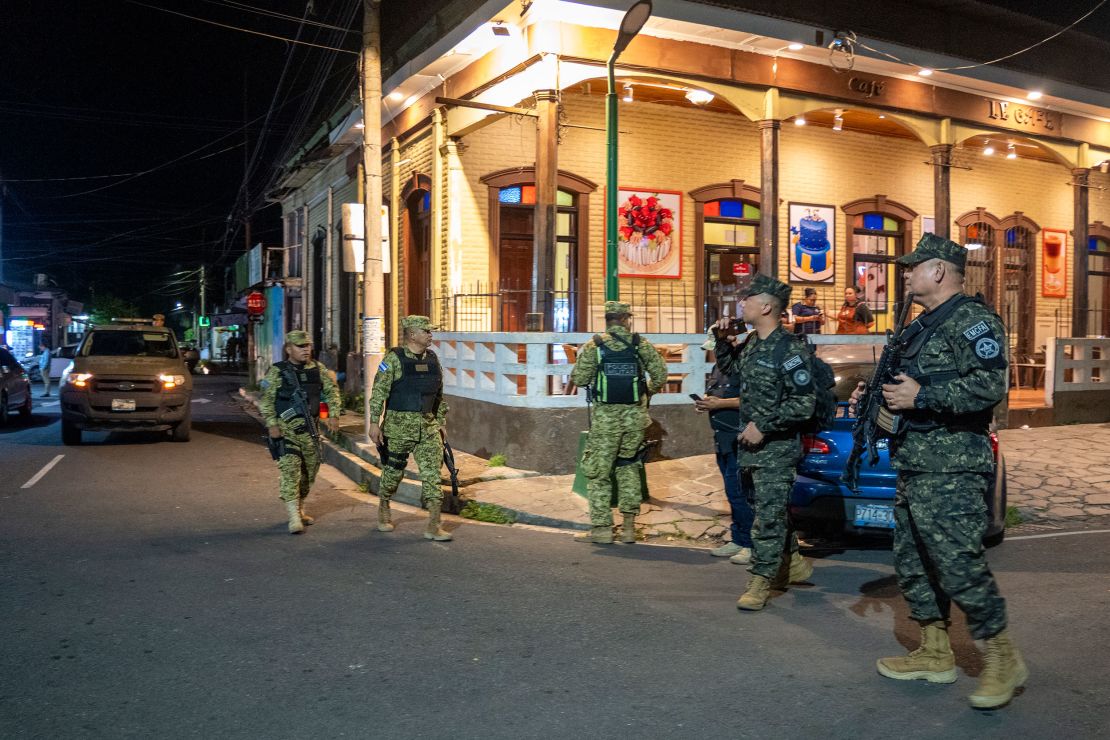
[792,211,831,274]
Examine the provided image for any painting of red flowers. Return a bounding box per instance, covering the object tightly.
[614,187,682,278]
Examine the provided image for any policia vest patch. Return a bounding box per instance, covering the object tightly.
[592,333,646,404]
[385,348,443,414]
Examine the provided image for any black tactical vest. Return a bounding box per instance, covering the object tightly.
[385,348,443,413]
[274,361,322,418]
[706,367,741,434]
[594,333,645,404]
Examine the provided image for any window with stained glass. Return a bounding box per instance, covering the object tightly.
[1090,236,1110,336]
[703,199,761,327]
[851,212,904,327]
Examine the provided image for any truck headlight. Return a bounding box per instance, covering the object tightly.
[68,373,93,388]
[159,374,187,389]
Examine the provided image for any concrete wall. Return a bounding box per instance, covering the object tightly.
[446,395,714,474]
[1052,390,1110,425]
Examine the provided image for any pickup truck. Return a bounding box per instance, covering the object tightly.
[59,324,193,444]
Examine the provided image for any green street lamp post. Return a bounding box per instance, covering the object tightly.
[605,1,652,301]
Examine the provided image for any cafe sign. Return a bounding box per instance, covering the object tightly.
[986,99,1061,132]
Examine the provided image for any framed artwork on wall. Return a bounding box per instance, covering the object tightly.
[1042,228,1067,298]
[788,203,835,283]
[614,188,682,279]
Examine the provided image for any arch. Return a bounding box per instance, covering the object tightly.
[842,196,918,323]
[480,167,596,330]
[841,195,918,222]
[689,180,762,324]
[1091,221,1110,242]
[776,97,933,146]
[999,211,1041,233]
[955,207,1003,230]
[400,172,432,202]
[952,126,1077,169]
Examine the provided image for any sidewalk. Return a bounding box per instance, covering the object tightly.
[238,390,1110,543]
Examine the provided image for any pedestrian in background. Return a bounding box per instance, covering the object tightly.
[260,330,342,534]
[714,274,817,611]
[789,287,824,335]
[858,234,1025,709]
[570,301,667,544]
[836,286,874,334]
[367,315,452,541]
[696,344,755,564]
[38,339,52,397]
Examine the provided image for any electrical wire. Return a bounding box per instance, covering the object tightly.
[123,0,358,54]
[199,0,359,35]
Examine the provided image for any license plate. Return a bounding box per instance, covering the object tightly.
[854,503,895,529]
[111,398,136,412]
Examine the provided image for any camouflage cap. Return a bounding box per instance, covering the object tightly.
[400,315,438,331]
[896,232,967,269]
[285,329,311,345]
[744,273,792,304]
[604,300,632,316]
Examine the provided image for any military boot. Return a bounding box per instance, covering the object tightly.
[574,526,614,544]
[423,502,453,542]
[285,500,305,534]
[968,629,1028,709]
[770,551,814,589]
[736,575,772,611]
[876,621,957,684]
[298,497,314,525]
[377,499,395,532]
[620,515,637,544]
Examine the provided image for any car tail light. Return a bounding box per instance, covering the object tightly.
[802,435,830,454]
[319,402,329,420]
[989,431,999,459]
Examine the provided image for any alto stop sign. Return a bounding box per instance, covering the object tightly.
[733,262,753,275]
[246,291,266,315]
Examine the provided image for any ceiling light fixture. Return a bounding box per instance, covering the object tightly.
[832,110,843,131]
[983,145,995,156]
[917,68,934,77]
[622,83,634,103]
[388,91,404,102]
[1007,143,1017,159]
[795,116,806,126]
[685,89,714,105]
[1027,91,1043,101]
[878,114,886,119]
[788,42,804,50]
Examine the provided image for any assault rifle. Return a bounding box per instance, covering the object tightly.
[841,295,915,492]
[278,365,321,454]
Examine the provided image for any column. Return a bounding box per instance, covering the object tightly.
[758,119,780,277]
[532,89,559,331]
[930,144,953,238]
[1072,168,1091,337]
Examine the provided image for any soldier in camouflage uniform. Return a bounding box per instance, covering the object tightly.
[714,274,817,611]
[260,330,342,534]
[367,315,452,541]
[570,301,668,544]
[859,234,1026,709]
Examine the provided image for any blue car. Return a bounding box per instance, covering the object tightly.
[790,346,1007,547]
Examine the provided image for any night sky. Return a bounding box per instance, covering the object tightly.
[0,0,361,313]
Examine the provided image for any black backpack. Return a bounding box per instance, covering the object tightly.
[773,335,838,433]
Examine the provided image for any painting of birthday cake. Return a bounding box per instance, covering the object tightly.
[789,204,835,283]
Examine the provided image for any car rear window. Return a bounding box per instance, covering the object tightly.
[84,331,179,358]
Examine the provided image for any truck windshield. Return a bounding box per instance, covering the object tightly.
[84,331,179,358]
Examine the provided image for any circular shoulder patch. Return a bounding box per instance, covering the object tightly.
[793,368,811,386]
[975,336,1000,360]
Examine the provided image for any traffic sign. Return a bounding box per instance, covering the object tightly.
[246,291,266,315]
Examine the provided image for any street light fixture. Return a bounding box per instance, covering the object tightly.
[605,0,652,301]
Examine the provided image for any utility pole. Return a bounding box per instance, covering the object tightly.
[199,265,207,355]
[361,0,385,437]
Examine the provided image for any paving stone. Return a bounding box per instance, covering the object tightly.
[1085,493,1110,505]
[1085,506,1110,515]
[1046,506,1086,517]
[673,519,716,539]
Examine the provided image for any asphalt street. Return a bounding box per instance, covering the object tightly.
[1,376,1108,739]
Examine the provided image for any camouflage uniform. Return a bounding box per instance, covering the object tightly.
[368,338,448,508]
[889,285,1009,640]
[259,347,342,508]
[717,314,816,580]
[570,315,667,528]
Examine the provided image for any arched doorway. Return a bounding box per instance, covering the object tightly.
[841,196,918,333]
[1088,222,1110,337]
[956,208,1003,306]
[690,180,761,328]
[999,212,1040,357]
[401,173,433,318]
[480,168,597,331]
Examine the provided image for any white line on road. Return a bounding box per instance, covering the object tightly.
[40,401,59,408]
[21,455,65,489]
[1007,528,1110,541]
[192,398,211,404]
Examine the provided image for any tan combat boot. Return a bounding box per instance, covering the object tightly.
[736,575,773,611]
[285,500,305,534]
[574,526,615,544]
[877,620,958,684]
[424,502,453,541]
[968,629,1028,709]
[620,515,637,544]
[298,497,314,525]
[770,551,814,589]
[377,499,395,532]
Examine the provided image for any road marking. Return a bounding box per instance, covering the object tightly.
[21,455,65,489]
[40,401,60,408]
[192,398,211,404]
[1007,528,1110,541]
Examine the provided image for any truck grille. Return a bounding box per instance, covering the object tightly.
[93,378,158,393]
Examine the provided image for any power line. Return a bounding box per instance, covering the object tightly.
[123,0,359,54]
[199,0,359,35]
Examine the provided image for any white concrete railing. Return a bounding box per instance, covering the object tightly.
[1046,337,1110,406]
[431,332,885,409]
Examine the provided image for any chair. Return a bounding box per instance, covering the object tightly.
[561,344,579,395]
[1011,353,1046,390]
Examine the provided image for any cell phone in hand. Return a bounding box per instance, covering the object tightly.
[689,393,703,402]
